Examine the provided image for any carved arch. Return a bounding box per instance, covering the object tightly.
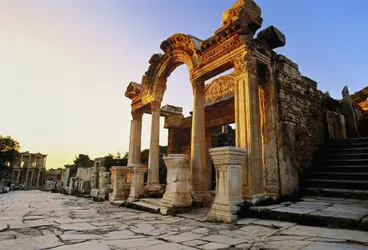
[147,33,202,102]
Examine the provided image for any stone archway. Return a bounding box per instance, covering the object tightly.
[125,0,289,204]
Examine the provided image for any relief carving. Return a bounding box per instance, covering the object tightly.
[151,100,161,112]
[200,36,243,63]
[204,75,234,105]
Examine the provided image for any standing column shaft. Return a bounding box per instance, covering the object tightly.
[234,56,264,198]
[36,170,41,186]
[128,112,143,165]
[145,101,162,192]
[190,79,207,201]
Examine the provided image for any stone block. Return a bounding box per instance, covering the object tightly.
[90,189,99,198]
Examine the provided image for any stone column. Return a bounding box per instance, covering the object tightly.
[160,154,192,214]
[109,166,130,202]
[145,101,162,193]
[36,170,41,186]
[25,171,29,185]
[190,78,207,201]
[207,147,246,223]
[205,128,213,191]
[128,164,148,202]
[128,112,143,165]
[30,171,34,186]
[233,56,264,198]
[17,171,21,183]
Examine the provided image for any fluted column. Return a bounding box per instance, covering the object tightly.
[145,101,162,192]
[128,112,143,165]
[233,55,264,198]
[190,78,207,201]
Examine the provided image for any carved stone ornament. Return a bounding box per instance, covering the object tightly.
[151,100,161,112]
[233,54,256,76]
[160,34,202,56]
[125,82,144,100]
[191,79,205,95]
[204,75,235,105]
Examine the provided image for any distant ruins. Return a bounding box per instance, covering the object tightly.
[10,151,47,187]
[49,0,367,223]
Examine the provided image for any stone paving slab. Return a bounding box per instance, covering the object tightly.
[1,191,368,250]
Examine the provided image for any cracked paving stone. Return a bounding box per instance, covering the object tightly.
[58,222,98,231]
[162,232,203,243]
[199,242,230,250]
[200,235,249,245]
[0,234,63,250]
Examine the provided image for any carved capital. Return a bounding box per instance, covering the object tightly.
[191,78,205,95]
[131,111,143,120]
[151,100,161,112]
[233,54,257,77]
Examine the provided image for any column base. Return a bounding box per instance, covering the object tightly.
[109,193,126,203]
[192,190,213,206]
[206,202,241,223]
[144,183,162,193]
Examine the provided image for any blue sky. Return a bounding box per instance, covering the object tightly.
[1,0,367,169]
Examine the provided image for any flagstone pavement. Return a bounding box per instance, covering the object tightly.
[0,191,368,250]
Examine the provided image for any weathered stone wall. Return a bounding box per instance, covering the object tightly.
[274,55,326,196]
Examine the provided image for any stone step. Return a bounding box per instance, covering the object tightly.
[308,172,368,181]
[324,147,368,154]
[247,199,368,231]
[327,142,368,149]
[139,198,162,207]
[305,179,368,190]
[309,165,368,173]
[128,200,161,214]
[318,158,368,166]
[322,153,368,160]
[303,188,368,200]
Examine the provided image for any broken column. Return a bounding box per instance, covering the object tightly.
[98,170,111,200]
[207,147,246,223]
[127,164,147,202]
[109,166,130,203]
[342,86,360,138]
[160,154,192,214]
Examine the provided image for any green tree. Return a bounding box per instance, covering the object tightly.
[0,136,20,152]
[0,136,20,177]
[73,154,93,168]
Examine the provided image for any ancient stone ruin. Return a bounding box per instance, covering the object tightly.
[37,0,367,223]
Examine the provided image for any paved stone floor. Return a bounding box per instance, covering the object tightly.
[1,191,368,250]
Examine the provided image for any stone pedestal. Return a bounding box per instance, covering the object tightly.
[128,165,147,202]
[207,147,246,223]
[160,154,192,213]
[109,166,130,202]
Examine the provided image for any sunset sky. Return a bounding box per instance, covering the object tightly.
[1,0,367,169]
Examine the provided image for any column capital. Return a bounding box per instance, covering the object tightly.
[150,100,161,112]
[131,111,143,120]
[191,78,205,95]
[232,54,257,77]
